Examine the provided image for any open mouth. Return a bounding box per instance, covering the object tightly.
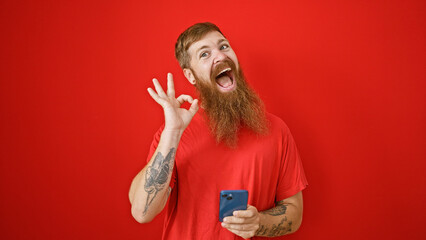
[215,67,236,92]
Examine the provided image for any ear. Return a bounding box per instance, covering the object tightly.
[183,68,196,85]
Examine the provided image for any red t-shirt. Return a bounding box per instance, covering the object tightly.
[146,110,308,239]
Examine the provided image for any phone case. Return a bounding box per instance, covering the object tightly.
[219,190,248,222]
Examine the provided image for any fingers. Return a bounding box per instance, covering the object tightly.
[147,87,166,107]
[148,76,198,114]
[222,223,259,239]
[176,95,199,115]
[223,205,259,224]
[167,73,175,98]
[221,222,259,231]
[148,75,172,106]
[188,99,199,115]
[222,206,259,239]
[152,73,175,98]
[223,216,250,224]
[176,94,194,105]
[152,78,167,98]
[233,206,256,218]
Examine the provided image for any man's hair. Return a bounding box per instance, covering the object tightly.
[175,22,224,69]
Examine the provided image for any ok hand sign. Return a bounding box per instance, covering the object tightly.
[147,73,199,135]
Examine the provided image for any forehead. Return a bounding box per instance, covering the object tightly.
[187,31,228,55]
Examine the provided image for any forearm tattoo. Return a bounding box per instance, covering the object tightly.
[143,148,176,215]
[262,203,287,216]
[256,216,293,237]
[256,200,292,236]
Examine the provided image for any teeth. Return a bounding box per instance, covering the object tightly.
[217,68,231,77]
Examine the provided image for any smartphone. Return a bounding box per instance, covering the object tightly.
[219,190,248,222]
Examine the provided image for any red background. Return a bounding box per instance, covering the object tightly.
[1,0,425,239]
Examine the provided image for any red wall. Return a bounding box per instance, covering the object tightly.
[1,1,425,239]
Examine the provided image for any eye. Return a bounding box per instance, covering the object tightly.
[220,44,229,50]
[200,52,209,58]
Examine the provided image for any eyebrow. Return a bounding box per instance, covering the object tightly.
[217,39,228,45]
[195,38,229,56]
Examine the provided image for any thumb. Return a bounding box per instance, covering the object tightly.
[247,205,258,212]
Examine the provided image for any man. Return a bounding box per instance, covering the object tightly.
[129,22,308,239]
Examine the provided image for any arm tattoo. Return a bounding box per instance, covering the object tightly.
[262,204,288,216]
[256,200,292,236]
[256,216,293,237]
[143,148,176,215]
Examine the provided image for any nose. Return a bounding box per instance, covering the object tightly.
[213,49,226,64]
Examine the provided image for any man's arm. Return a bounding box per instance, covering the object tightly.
[221,191,304,239]
[128,132,180,223]
[255,191,303,237]
[128,73,198,223]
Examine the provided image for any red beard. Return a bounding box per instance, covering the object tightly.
[193,59,269,147]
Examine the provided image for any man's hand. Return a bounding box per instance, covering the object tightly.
[221,205,260,239]
[147,73,199,134]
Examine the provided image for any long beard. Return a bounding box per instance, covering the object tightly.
[193,61,268,148]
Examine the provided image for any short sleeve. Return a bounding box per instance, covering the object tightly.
[146,125,177,190]
[275,124,308,202]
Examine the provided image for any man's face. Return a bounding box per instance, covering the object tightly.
[181,30,268,147]
[185,31,240,93]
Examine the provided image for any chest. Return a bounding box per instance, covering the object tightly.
[175,127,282,191]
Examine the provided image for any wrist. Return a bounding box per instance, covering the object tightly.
[162,128,183,140]
[255,212,266,236]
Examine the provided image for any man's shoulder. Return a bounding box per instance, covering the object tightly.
[266,112,290,131]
